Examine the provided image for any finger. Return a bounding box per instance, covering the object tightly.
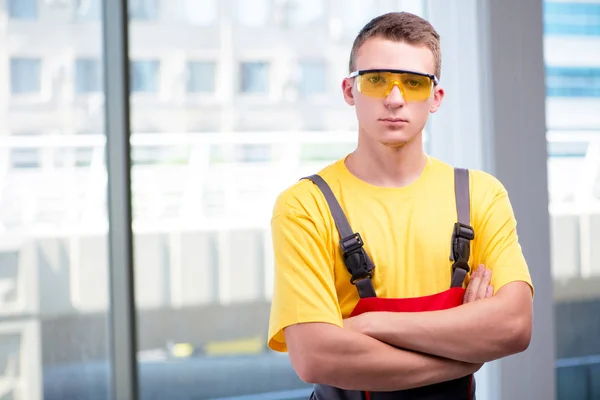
[464,265,483,303]
[481,266,492,286]
[463,265,480,303]
[475,268,492,300]
[479,267,492,299]
[462,267,475,303]
[486,285,494,298]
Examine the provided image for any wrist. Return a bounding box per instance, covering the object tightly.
[362,312,396,339]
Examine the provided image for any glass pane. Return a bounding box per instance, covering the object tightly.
[543,0,600,397]
[544,1,600,37]
[546,67,600,98]
[130,1,422,398]
[10,58,41,94]
[1,2,110,400]
[240,62,269,94]
[298,59,327,97]
[75,59,103,93]
[187,61,216,93]
[131,60,160,93]
[7,0,37,20]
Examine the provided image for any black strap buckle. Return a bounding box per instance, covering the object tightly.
[453,222,475,242]
[340,233,373,284]
[450,222,474,275]
[340,232,364,253]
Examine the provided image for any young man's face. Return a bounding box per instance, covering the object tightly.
[342,37,444,148]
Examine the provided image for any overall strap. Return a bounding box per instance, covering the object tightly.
[303,175,377,298]
[450,168,475,288]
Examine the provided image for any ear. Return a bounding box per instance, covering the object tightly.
[429,85,444,113]
[342,77,355,106]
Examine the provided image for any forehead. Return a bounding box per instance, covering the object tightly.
[354,37,436,75]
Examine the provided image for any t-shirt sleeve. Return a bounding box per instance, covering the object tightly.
[267,197,343,353]
[472,173,534,296]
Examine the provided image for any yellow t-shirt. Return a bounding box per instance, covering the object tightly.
[267,154,534,352]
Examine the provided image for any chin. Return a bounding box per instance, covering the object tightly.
[377,129,418,148]
[381,140,409,149]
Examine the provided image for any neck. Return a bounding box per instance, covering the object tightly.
[345,130,427,188]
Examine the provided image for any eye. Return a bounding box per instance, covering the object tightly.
[405,79,422,87]
[367,75,385,84]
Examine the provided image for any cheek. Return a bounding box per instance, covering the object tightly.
[354,98,381,120]
[409,101,433,119]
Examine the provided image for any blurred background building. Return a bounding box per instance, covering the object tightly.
[0,0,598,398]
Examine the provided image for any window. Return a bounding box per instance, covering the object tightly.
[131,60,160,93]
[187,61,216,93]
[10,58,41,95]
[298,60,327,97]
[240,62,269,94]
[236,0,270,26]
[125,1,425,399]
[10,149,40,169]
[9,132,40,169]
[546,66,600,98]
[7,0,37,20]
[2,1,110,399]
[543,2,600,396]
[75,58,102,93]
[129,0,159,20]
[75,0,102,20]
[544,2,600,36]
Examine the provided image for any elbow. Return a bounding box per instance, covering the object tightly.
[290,349,330,385]
[285,323,342,386]
[514,322,532,353]
[294,357,319,384]
[507,315,532,355]
[474,317,531,364]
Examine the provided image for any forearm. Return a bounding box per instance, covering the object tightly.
[287,323,480,392]
[363,289,531,363]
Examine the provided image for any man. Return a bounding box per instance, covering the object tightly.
[267,11,534,399]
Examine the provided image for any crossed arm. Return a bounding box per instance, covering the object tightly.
[285,320,483,392]
[343,266,533,364]
[284,266,533,391]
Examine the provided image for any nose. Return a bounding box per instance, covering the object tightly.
[384,84,405,107]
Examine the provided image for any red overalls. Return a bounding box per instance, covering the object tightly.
[305,168,476,400]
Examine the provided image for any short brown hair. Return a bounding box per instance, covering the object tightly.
[349,12,442,79]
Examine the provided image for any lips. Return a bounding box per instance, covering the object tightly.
[380,118,408,122]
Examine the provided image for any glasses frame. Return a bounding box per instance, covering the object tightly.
[348,69,440,86]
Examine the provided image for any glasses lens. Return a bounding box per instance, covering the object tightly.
[357,71,432,101]
[400,73,432,101]
[357,72,391,98]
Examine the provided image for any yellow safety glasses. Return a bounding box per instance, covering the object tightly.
[349,69,439,102]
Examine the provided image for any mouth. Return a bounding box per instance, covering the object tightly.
[379,118,408,125]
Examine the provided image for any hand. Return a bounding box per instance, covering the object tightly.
[463,265,493,304]
[343,313,369,334]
